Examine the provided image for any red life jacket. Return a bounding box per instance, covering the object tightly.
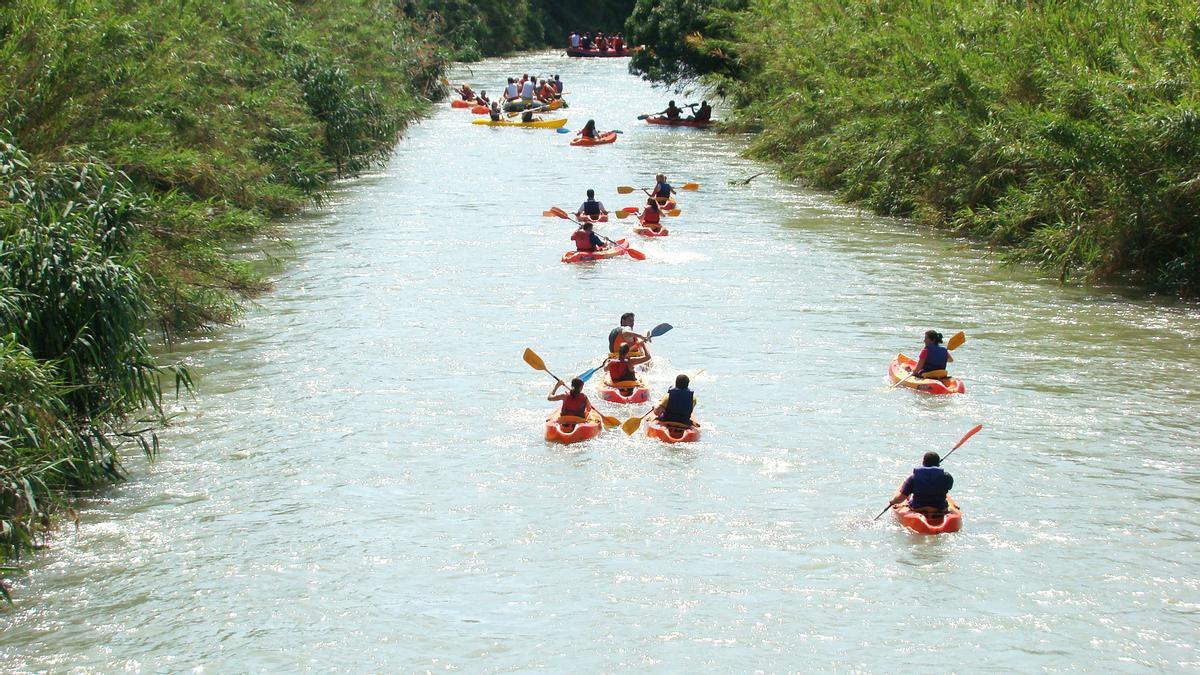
[571,229,594,252]
[561,391,589,417]
[641,208,660,225]
[607,360,635,383]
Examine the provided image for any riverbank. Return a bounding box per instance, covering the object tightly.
[627,0,1200,294]
[0,0,446,569]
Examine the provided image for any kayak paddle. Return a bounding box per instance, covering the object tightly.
[617,183,700,195]
[556,127,571,134]
[646,322,673,340]
[523,348,563,384]
[889,331,966,389]
[621,409,655,436]
[601,235,646,261]
[578,360,606,383]
[873,423,984,521]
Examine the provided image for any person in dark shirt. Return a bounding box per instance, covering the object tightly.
[889,452,954,512]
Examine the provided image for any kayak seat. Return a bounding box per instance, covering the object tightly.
[918,369,949,379]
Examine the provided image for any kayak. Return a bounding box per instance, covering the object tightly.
[577,213,609,223]
[646,116,712,128]
[472,117,568,129]
[471,105,489,114]
[544,409,603,445]
[634,225,669,237]
[888,353,966,395]
[503,98,568,113]
[893,496,962,534]
[646,418,701,444]
[450,99,472,109]
[629,200,676,212]
[561,239,630,264]
[571,132,618,146]
[598,376,650,404]
[566,47,633,58]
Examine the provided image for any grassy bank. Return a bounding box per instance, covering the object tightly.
[0,0,447,574]
[628,0,1200,293]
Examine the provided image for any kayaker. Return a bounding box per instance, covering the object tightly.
[654,101,683,121]
[653,374,697,427]
[552,75,563,94]
[595,34,608,51]
[569,32,580,49]
[889,452,954,512]
[651,174,675,204]
[911,330,954,378]
[503,77,519,102]
[521,109,536,123]
[520,77,535,102]
[612,34,624,51]
[537,79,556,102]
[547,377,594,418]
[690,101,712,123]
[582,33,592,49]
[576,189,608,222]
[578,119,599,140]
[475,90,491,106]
[608,312,649,356]
[489,101,502,122]
[639,198,663,232]
[571,221,606,253]
[605,344,650,385]
[458,83,475,101]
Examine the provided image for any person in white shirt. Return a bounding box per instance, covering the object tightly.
[520,77,535,101]
[503,78,519,101]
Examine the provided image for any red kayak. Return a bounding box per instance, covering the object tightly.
[450,99,472,109]
[471,105,489,115]
[561,239,630,263]
[566,47,633,58]
[571,132,618,146]
[646,116,712,128]
[634,223,668,237]
[893,497,962,534]
[577,213,609,223]
[646,418,701,444]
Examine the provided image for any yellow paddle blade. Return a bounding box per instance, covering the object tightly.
[600,414,620,428]
[681,182,700,191]
[947,331,966,351]
[617,186,636,194]
[666,209,681,216]
[621,416,643,436]
[615,210,632,219]
[522,348,546,371]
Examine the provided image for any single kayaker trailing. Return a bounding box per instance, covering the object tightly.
[639,198,663,232]
[576,189,608,222]
[578,119,598,140]
[606,344,650,385]
[911,330,954,379]
[608,312,649,356]
[654,374,698,427]
[889,452,954,512]
[571,221,606,253]
[547,377,593,418]
[654,100,683,121]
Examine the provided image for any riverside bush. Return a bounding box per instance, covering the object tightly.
[629,0,1200,293]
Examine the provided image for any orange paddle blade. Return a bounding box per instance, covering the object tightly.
[681,182,700,191]
[522,348,546,371]
[947,331,966,351]
[952,423,984,450]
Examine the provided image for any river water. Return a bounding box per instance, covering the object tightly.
[3,53,1198,671]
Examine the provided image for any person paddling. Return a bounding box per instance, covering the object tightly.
[651,173,676,205]
[552,74,564,95]
[578,119,599,140]
[457,83,475,101]
[548,377,594,419]
[888,451,954,513]
[689,100,712,123]
[605,344,650,387]
[653,374,697,427]
[654,100,683,121]
[571,221,606,253]
[488,101,502,122]
[576,189,608,222]
[639,198,664,232]
[608,312,649,357]
[474,90,491,107]
[911,330,954,379]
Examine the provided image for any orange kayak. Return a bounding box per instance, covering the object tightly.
[887,353,965,395]
[598,376,650,404]
[893,496,962,534]
[561,239,629,263]
[471,105,489,114]
[544,409,603,444]
[578,213,609,223]
[571,132,617,146]
[635,217,668,237]
[646,418,700,443]
[450,99,471,109]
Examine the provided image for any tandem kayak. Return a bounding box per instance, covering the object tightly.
[571,132,618,146]
[598,376,650,404]
[503,98,568,113]
[544,409,603,445]
[561,239,630,264]
[566,47,634,58]
[893,496,962,534]
[646,418,701,444]
[645,116,712,128]
[472,117,568,129]
[887,353,965,395]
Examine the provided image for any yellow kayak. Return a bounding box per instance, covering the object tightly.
[472,117,568,129]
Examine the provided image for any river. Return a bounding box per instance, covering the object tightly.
[2,52,1198,671]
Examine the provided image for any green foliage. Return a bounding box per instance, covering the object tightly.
[626,0,746,85]
[0,0,446,563]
